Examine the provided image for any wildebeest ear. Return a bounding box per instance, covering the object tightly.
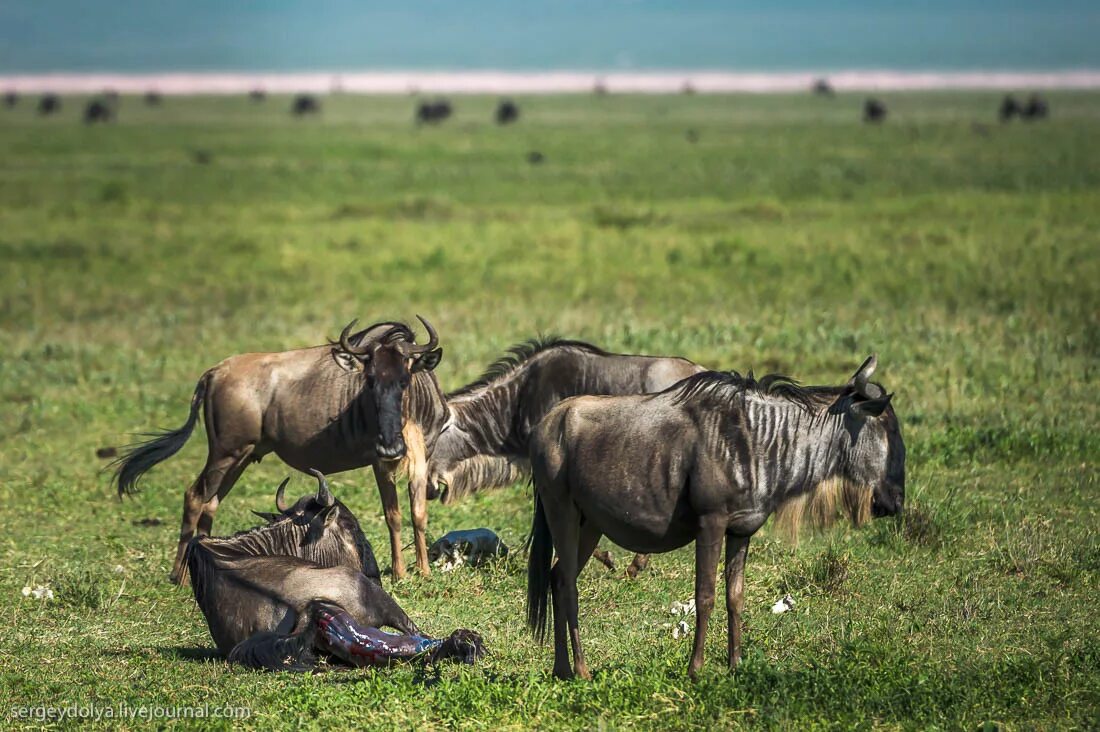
[304,505,340,545]
[849,393,893,419]
[412,347,443,373]
[333,349,363,372]
[251,510,281,523]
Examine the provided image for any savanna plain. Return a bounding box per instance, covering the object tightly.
[0,92,1097,729]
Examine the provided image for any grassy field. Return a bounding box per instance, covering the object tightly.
[0,91,1097,730]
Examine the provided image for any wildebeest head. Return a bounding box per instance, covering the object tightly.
[334,316,442,460]
[831,355,905,519]
[250,469,381,579]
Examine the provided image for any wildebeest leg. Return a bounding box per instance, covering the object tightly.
[591,548,615,570]
[626,553,650,578]
[402,424,432,576]
[372,463,406,580]
[170,448,251,585]
[725,535,750,672]
[567,524,603,680]
[545,503,581,680]
[688,517,724,680]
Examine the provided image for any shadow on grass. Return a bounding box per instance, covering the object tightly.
[157,646,222,663]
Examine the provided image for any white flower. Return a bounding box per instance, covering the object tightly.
[22,584,53,600]
[112,565,126,574]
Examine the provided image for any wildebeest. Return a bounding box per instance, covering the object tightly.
[248,88,266,103]
[2,91,16,108]
[292,94,320,116]
[1000,95,1021,122]
[812,78,835,96]
[526,150,545,165]
[495,99,520,125]
[416,99,453,124]
[188,471,485,670]
[37,94,61,115]
[1021,94,1049,121]
[863,98,887,123]
[112,318,442,584]
[84,99,113,124]
[144,91,162,106]
[526,356,904,679]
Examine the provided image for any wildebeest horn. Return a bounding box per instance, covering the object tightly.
[310,468,334,506]
[338,320,372,356]
[275,476,291,513]
[848,354,885,399]
[405,315,439,355]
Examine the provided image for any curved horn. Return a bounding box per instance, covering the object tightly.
[405,315,439,355]
[338,320,372,356]
[848,355,885,399]
[310,468,334,507]
[275,476,291,513]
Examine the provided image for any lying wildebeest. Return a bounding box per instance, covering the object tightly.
[38,94,61,115]
[2,91,16,108]
[1000,95,1020,122]
[1021,94,1049,121]
[84,99,113,124]
[188,471,484,670]
[408,338,706,576]
[416,99,452,124]
[428,528,508,567]
[527,356,904,679]
[113,317,442,584]
[292,94,320,116]
[863,98,887,123]
[495,99,519,125]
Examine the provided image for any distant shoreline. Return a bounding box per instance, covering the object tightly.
[3,70,1100,94]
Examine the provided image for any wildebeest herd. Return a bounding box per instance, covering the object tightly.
[112,316,906,678]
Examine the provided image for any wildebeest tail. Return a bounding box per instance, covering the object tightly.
[113,373,209,496]
[526,494,554,643]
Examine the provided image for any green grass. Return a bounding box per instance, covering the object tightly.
[1,92,1097,730]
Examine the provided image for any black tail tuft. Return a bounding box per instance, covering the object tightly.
[112,375,207,497]
[526,494,553,643]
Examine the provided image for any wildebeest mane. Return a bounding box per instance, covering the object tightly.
[670,370,835,412]
[447,337,609,398]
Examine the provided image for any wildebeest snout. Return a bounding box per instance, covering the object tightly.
[375,438,407,461]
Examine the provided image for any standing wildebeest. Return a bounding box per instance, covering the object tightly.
[38,94,61,115]
[1021,94,1049,121]
[249,88,266,103]
[292,94,320,116]
[2,91,16,108]
[1000,95,1021,122]
[812,78,834,96]
[416,99,452,124]
[526,356,904,679]
[84,99,114,124]
[188,470,484,670]
[401,338,705,576]
[144,91,162,106]
[113,318,442,584]
[495,99,520,125]
[863,98,887,123]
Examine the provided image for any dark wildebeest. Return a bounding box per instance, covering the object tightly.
[863,98,887,123]
[249,89,266,103]
[812,78,835,96]
[187,471,484,670]
[1000,95,1020,122]
[112,318,442,584]
[38,94,61,115]
[1021,94,1049,121]
[526,356,904,679]
[495,99,520,125]
[405,338,706,576]
[2,91,16,108]
[416,99,452,124]
[292,94,320,116]
[144,91,162,106]
[84,99,113,124]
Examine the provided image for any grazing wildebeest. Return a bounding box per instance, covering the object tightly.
[1021,94,1049,121]
[84,99,113,124]
[416,99,453,124]
[2,91,16,108]
[188,471,485,670]
[526,150,545,165]
[863,98,887,123]
[112,318,442,584]
[403,338,706,576]
[292,94,320,116]
[144,91,162,106]
[812,78,835,96]
[248,88,266,103]
[1000,95,1020,122]
[526,356,904,679]
[38,94,61,115]
[495,99,520,125]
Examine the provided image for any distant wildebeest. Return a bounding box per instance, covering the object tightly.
[112,318,442,584]
[188,471,485,670]
[526,150,545,164]
[83,99,113,124]
[144,91,162,106]
[416,99,453,124]
[401,338,706,577]
[863,98,887,123]
[681,81,696,95]
[812,78,835,96]
[37,94,61,115]
[495,99,520,125]
[526,356,904,679]
[1021,94,1049,121]
[685,129,699,144]
[1000,95,1020,122]
[248,88,266,103]
[292,94,320,116]
[2,91,16,108]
